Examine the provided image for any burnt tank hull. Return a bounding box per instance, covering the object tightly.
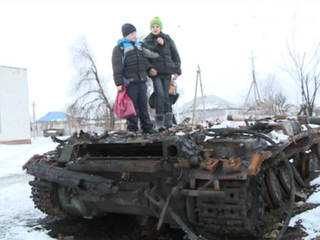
[24,120,320,239]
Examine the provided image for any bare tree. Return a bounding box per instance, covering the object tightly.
[275,91,287,114]
[259,75,277,115]
[259,75,287,115]
[67,36,115,130]
[278,39,320,116]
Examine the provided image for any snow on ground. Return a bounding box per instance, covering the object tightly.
[0,137,58,240]
[304,176,320,205]
[289,205,320,240]
[1,136,320,239]
[289,174,320,240]
[218,120,251,129]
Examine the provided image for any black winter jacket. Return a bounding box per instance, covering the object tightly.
[143,32,181,77]
[112,39,162,86]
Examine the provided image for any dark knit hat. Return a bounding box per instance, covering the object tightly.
[122,23,136,37]
[150,17,163,29]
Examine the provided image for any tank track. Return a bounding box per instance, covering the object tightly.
[31,178,69,219]
[195,176,265,237]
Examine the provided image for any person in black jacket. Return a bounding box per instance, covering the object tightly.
[112,23,164,136]
[144,17,181,130]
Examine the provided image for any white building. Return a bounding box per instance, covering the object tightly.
[0,66,31,144]
[178,94,242,124]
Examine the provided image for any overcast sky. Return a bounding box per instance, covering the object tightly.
[1,0,320,120]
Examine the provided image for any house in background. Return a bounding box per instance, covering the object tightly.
[32,111,127,137]
[33,111,70,137]
[32,111,83,137]
[0,66,31,144]
[178,94,242,124]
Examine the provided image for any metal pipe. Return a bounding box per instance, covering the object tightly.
[180,189,225,198]
[157,192,172,230]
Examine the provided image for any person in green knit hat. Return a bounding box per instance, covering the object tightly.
[144,17,181,130]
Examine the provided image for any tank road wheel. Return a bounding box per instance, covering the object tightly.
[31,178,69,219]
[265,169,283,208]
[291,164,306,188]
[278,167,291,198]
[262,177,276,209]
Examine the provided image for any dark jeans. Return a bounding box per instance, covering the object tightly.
[126,81,153,132]
[153,76,171,114]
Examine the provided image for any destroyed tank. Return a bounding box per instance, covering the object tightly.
[23,116,320,240]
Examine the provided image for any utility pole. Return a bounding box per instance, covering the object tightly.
[243,51,261,117]
[192,65,206,125]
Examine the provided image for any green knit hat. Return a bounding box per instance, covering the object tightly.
[150,17,163,30]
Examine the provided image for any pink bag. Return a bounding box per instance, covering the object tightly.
[114,89,137,118]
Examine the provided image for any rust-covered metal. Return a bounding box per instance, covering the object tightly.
[247,151,272,176]
[23,117,320,239]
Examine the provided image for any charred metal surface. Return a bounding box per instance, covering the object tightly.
[27,163,118,196]
[23,118,320,239]
[66,160,164,173]
[195,177,265,237]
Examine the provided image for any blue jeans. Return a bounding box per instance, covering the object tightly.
[126,82,153,132]
[153,76,171,114]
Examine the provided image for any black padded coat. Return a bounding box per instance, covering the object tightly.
[112,40,162,86]
[143,32,181,78]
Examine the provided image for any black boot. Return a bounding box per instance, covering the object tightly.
[164,112,173,128]
[155,114,165,131]
[143,127,157,134]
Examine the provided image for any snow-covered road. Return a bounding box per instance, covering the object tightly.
[0,138,57,240]
[0,137,320,240]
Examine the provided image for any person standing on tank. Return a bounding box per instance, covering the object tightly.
[112,23,164,136]
[143,17,181,130]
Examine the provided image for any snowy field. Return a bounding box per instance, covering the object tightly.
[0,137,320,240]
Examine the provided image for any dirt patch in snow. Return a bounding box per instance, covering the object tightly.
[36,214,312,240]
[38,214,185,240]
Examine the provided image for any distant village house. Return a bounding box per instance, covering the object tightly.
[178,94,242,124]
[32,111,126,137]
